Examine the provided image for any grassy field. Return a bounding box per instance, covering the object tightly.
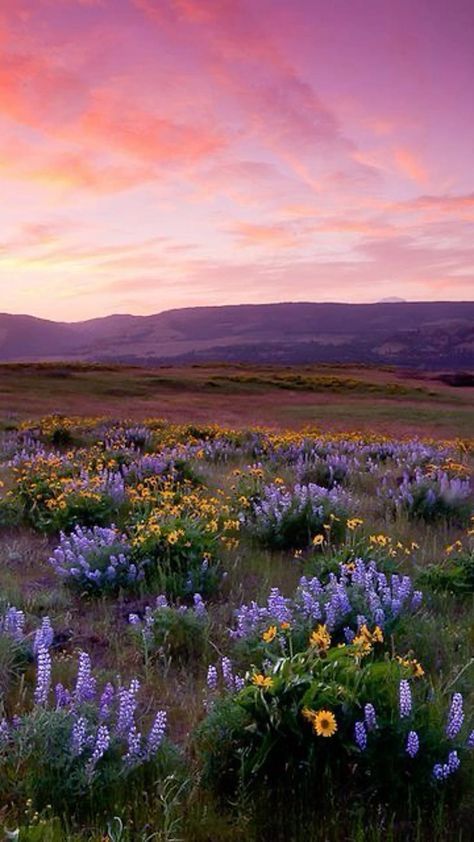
[0,372,473,841]
[1,362,473,437]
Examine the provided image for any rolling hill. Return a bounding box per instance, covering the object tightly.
[1,301,473,369]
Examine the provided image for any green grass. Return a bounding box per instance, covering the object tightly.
[280,401,474,436]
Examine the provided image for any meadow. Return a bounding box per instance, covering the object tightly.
[1,362,474,437]
[0,370,473,841]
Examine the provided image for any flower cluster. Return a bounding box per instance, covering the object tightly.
[240,481,352,549]
[231,559,422,644]
[1,648,168,786]
[383,468,472,524]
[49,524,146,593]
[129,593,209,662]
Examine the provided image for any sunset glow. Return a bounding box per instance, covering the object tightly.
[0,0,473,320]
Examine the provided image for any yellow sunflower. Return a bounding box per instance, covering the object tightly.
[313,709,337,738]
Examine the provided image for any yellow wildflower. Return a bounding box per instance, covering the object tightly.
[313,710,337,738]
[309,624,331,651]
[251,673,273,689]
[262,625,277,643]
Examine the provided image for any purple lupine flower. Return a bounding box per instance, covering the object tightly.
[406,730,419,758]
[147,710,167,755]
[0,718,9,744]
[433,750,461,781]
[193,593,207,617]
[467,730,474,748]
[446,693,464,739]
[354,721,367,751]
[448,750,460,773]
[74,651,97,703]
[206,665,218,690]
[234,675,245,691]
[343,626,355,644]
[34,645,51,705]
[411,591,423,611]
[433,763,445,781]
[116,679,139,735]
[71,715,88,755]
[1,607,25,640]
[86,724,110,778]
[55,682,72,709]
[364,703,377,731]
[231,559,421,642]
[124,723,142,764]
[221,657,235,691]
[33,616,54,655]
[399,680,412,718]
[99,682,114,721]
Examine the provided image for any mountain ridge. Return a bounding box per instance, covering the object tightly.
[1,301,473,370]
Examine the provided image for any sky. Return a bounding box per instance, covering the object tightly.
[0,0,473,321]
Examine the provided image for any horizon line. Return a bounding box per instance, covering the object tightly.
[2,298,474,326]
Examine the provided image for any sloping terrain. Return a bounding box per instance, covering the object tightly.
[1,301,473,368]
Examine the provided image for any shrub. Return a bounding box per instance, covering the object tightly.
[196,641,473,807]
[0,607,54,693]
[129,593,210,664]
[49,525,146,595]
[130,514,223,598]
[230,559,422,662]
[386,469,472,524]
[419,537,474,594]
[240,482,351,550]
[12,463,125,533]
[0,650,174,819]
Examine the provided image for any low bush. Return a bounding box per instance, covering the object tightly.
[129,593,210,664]
[240,481,351,550]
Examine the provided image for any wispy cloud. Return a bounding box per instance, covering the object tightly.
[0,0,472,318]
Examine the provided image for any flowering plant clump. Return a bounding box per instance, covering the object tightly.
[128,485,239,596]
[9,454,126,533]
[294,452,354,488]
[195,638,473,806]
[129,593,210,663]
[231,559,422,657]
[0,649,174,817]
[240,481,352,549]
[383,468,472,524]
[49,524,146,594]
[419,522,474,594]
[129,514,224,598]
[0,606,54,692]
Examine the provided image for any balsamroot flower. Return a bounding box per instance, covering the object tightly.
[313,710,337,738]
[251,673,273,690]
[262,625,277,643]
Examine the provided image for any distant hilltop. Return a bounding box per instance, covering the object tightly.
[378,297,407,303]
[0,301,473,370]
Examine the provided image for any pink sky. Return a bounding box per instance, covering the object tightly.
[0,0,473,321]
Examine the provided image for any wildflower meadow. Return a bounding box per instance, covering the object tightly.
[0,415,472,841]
